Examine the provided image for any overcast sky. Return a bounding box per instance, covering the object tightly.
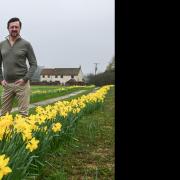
[0,0,114,75]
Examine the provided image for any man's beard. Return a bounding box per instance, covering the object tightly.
[10,31,19,37]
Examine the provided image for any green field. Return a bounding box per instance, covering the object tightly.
[0,85,95,108]
[36,86,115,179]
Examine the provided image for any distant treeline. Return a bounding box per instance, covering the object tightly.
[86,56,115,86]
[86,70,115,86]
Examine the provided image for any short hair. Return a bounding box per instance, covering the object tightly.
[7,17,22,29]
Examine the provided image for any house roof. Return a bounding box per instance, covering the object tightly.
[41,68,81,76]
[40,68,56,75]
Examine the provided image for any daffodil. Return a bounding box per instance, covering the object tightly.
[26,137,39,152]
[0,154,12,180]
[52,123,62,132]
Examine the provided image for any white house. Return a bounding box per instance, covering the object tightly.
[40,66,85,85]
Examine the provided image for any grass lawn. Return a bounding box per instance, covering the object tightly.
[36,86,115,179]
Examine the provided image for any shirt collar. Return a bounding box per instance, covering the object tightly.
[5,35,21,41]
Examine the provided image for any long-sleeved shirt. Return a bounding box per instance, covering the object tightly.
[0,37,37,82]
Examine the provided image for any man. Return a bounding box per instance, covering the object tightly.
[0,17,37,116]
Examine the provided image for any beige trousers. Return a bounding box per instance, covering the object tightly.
[1,81,30,116]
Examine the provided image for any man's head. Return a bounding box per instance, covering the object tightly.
[7,17,22,38]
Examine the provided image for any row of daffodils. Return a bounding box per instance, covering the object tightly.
[0,85,113,179]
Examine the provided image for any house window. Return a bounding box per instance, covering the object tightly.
[61,75,63,78]
[55,75,58,78]
[48,75,50,78]
[71,75,74,78]
[42,75,45,78]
